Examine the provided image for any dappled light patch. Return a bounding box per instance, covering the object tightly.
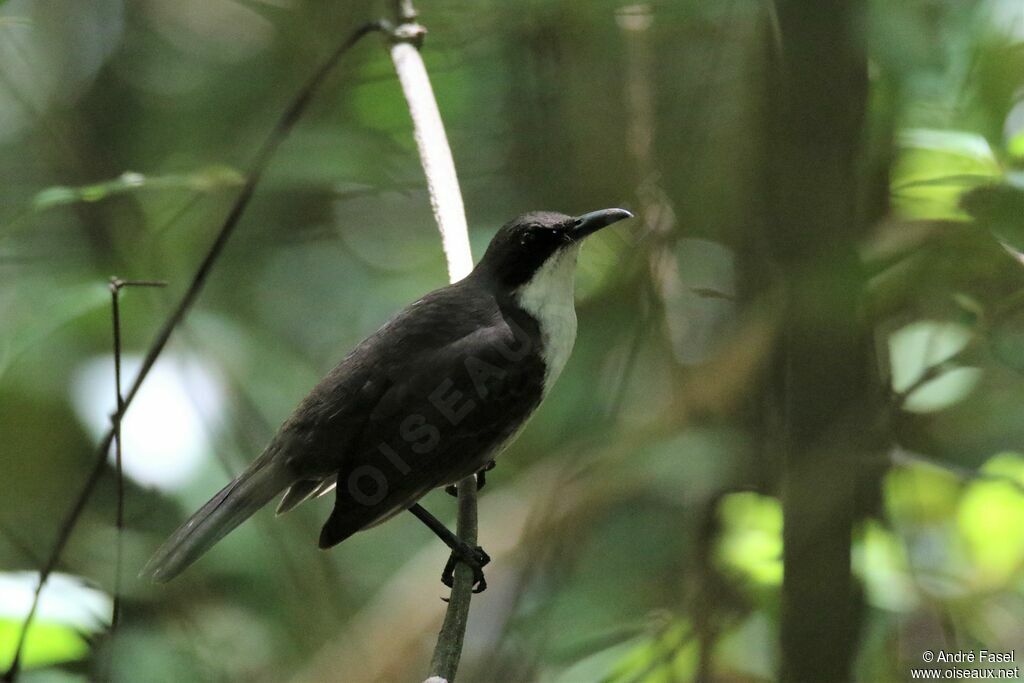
[957,452,1024,587]
[69,354,225,491]
[892,129,1003,221]
[716,492,783,589]
[854,521,919,612]
[600,621,696,683]
[0,572,110,671]
[885,461,963,524]
[888,320,982,413]
[886,452,1024,599]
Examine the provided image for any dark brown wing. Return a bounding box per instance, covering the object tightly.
[266,278,502,480]
[318,315,545,548]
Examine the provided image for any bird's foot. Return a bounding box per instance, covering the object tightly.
[445,460,497,498]
[441,543,491,593]
[477,460,496,489]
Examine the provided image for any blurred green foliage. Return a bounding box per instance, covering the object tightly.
[0,620,88,670]
[1,0,1023,681]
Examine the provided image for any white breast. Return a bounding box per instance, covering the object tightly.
[514,244,580,395]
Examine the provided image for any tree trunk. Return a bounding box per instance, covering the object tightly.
[764,1,871,680]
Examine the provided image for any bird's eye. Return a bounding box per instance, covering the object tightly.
[518,225,563,249]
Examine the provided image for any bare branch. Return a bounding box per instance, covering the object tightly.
[385,2,477,680]
[388,12,474,283]
[1,22,382,683]
[428,477,479,681]
[108,278,166,634]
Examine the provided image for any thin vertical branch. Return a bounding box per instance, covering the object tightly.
[108,278,166,632]
[388,7,474,282]
[2,22,382,683]
[427,477,478,681]
[385,2,477,681]
[110,283,124,632]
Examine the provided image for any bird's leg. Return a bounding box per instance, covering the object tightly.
[445,460,496,498]
[408,503,490,593]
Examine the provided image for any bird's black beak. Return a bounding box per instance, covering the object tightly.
[569,208,634,240]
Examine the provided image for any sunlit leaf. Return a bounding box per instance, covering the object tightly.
[716,493,783,588]
[1010,132,1024,160]
[600,621,695,683]
[892,129,1003,220]
[853,521,919,612]
[0,572,111,671]
[957,453,1024,586]
[0,620,88,670]
[888,320,981,413]
[549,637,643,683]
[885,459,962,524]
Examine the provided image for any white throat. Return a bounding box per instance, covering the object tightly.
[514,244,581,395]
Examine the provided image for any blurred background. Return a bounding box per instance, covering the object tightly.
[2,0,1024,681]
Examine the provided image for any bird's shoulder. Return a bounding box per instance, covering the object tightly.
[273,279,520,442]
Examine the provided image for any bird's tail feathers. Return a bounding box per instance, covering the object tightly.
[141,455,293,582]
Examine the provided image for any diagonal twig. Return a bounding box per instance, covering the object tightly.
[1,21,383,683]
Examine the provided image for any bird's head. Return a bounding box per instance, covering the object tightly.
[475,208,633,291]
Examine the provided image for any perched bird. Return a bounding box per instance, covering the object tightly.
[142,208,633,589]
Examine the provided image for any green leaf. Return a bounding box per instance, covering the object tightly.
[961,183,1024,253]
[0,572,111,671]
[1009,131,1024,161]
[853,521,918,612]
[0,620,89,671]
[601,622,695,683]
[31,166,244,211]
[550,637,644,683]
[885,459,962,524]
[888,320,981,413]
[957,453,1024,587]
[892,129,1003,220]
[716,492,783,588]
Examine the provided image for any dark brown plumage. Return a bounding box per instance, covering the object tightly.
[142,209,632,583]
